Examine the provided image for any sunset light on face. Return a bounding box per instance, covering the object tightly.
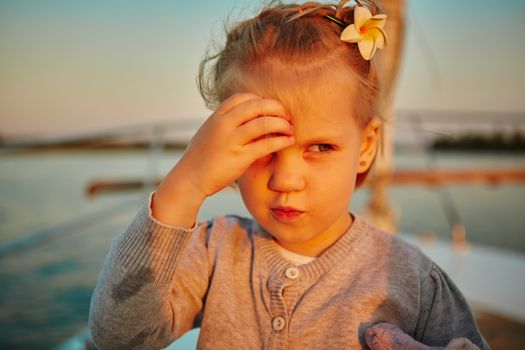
[237,67,378,257]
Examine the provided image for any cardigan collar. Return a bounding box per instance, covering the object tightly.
[252,213,369,281]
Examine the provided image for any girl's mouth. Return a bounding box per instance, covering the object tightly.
[271,207,305,222]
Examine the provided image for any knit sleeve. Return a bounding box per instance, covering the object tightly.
[89,197,211,350]
[415,263,491,350]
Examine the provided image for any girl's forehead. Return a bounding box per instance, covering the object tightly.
[237,68,364,142]
[243,76,360,140]
[242,64,358,121]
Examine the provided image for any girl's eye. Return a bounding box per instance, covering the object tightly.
[307,144,334,153]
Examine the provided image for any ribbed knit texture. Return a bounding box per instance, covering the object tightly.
[112,200,194,283]
[89,198,490,350]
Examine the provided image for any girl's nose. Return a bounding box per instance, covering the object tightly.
[268,152,306,193]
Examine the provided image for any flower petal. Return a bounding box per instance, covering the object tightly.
[358,38,376,61]
[377,26,388,48]
[340,24,362,43]
[371,14,387,21]
[365,15,387,30]
[354,6,372,30]
[369,27,387,49]
[371,14,387,20]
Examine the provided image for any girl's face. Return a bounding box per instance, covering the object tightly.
[237,67,378,257]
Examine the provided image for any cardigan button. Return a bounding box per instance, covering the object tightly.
[272,316,286,331]
[284,267,300,280]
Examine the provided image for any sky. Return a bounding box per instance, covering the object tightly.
[0,0,524,137]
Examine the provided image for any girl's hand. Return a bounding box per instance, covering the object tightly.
[173,92,294,197]
[151,93,294,226]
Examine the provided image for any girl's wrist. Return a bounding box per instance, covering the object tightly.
[151,170,206,227]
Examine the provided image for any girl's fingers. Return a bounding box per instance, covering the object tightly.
[215,93,261,115]
[236,116,294,145]
[223,97,290,127]
[246,134,295,160]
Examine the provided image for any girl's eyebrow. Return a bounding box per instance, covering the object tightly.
[300,134,348,144]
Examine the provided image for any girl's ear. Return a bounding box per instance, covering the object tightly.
[357,118,380,174]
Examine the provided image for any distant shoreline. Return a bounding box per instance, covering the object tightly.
[2,139,525,154]
[431,131,525,152]
[2,133,525,154]
[0,141,188,154]
[1,110,524,154]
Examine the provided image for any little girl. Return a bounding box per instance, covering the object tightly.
[89,1,489,349]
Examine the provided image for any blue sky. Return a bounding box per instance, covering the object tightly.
[0,0,524,136]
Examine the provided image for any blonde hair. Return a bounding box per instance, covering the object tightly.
[198,0,383,127]
[197,0,384,185]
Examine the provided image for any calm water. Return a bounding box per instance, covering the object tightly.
[0,149,524,349]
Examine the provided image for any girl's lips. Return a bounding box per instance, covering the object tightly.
[271,207,305,222]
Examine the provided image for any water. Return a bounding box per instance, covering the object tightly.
[0,149,524,349]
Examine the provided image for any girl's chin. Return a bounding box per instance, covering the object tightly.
[271,233,316,247]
